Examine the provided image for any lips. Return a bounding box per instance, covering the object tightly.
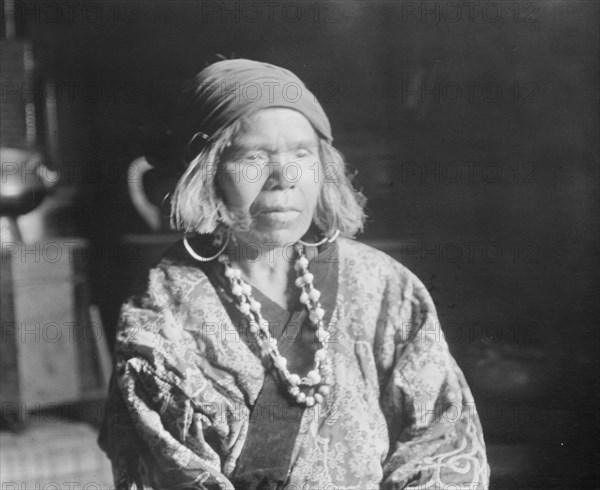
[254,205,302,224]
[258,206,300,214]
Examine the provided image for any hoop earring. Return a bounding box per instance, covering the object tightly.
[184,132,210,163]
[183,231,230,262]
[297,229,340,247]
[161,192,172,220]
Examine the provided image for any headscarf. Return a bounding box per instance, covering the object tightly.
[188,59,332,144]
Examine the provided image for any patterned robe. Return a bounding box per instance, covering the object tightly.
[98,237,489,489]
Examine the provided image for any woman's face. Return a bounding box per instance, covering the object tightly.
[218,107,322,248]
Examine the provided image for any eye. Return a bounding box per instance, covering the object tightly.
[243,152,267,164]
[295,148,311,158]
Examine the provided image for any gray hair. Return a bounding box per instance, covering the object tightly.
[170,122,366,238]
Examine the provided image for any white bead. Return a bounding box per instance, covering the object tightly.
[303,272,314,284]
[296,256,309,270]
[294,276,305,288]
[249,300,261,312]
[308,289,321,301]
[249,321,260,333]
[289,386,300,396]
[318,385,331,396]
[310,308,325,323]
[305,396,315,407]
[231,284,242,296]
[224,267,235,278]
[299,291,309,304]
[241,283,252,295]
[239,302,250,315]
[316,329,329,342]
[288,373,300,385]
[314,349,327,361]
[296,392,306,404]
[307,370,321,384]
[274,357,287,369]
[314,393,324,404]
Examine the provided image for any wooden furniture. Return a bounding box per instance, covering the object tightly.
[0,239,111,427]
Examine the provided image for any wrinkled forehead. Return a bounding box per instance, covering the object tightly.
[229,107,321,150]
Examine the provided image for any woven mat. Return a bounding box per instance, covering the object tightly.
[0,419,113,488]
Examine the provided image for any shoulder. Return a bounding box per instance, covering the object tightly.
[337,237,436,314]
[334,238,440,349]
[124,239,213,310]
[156,238,202,271]
[115,240,221,353]
[337,237,421,286]
[337,236,396,268]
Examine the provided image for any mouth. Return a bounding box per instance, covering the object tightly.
[258,206,300,214]
[255,206,301,223]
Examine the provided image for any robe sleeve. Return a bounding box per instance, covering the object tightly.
[378,265,490,489]
[98,266,235,490]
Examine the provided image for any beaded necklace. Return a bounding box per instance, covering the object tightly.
[220,243,332,407]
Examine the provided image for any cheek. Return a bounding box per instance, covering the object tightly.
[308,183,322,209]
[299,169,322,207]
[220,174,262,211]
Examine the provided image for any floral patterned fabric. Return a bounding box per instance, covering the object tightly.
[98,237,489,489]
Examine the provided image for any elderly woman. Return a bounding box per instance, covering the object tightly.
[99,59,489,490]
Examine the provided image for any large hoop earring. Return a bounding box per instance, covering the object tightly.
[297,229,340,247]
[183,231,230,262]
[184,132,210,163]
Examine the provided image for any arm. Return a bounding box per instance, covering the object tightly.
[378,268,489,489]
[98,267,235,490]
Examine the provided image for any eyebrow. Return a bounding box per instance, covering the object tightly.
[290,139,319,149]
[230,138,319,154]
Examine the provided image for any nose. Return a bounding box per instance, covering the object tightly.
[265,153,295,191]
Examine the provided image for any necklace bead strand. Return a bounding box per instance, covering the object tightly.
[222,245,331,407]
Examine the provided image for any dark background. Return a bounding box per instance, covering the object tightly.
[6,0,599,488]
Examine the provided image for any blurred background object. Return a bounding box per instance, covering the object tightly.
[0,0,598,488]
[0,31,58,242]
[0,147,54,242]
[1,0,112,485]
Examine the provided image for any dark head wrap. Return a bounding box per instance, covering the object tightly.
[188,59,332,146]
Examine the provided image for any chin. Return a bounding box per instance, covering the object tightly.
[235,222,308,249]
[253,228,303,248]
